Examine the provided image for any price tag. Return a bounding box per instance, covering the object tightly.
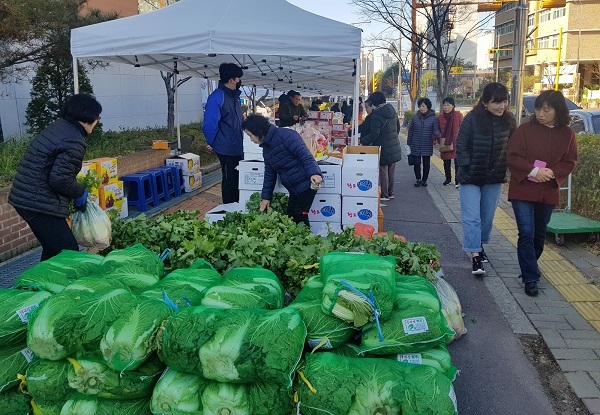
[402,316,429,335]
[397,353,423,365]
[16,304,40,323]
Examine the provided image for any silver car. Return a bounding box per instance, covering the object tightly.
[569,109,600,134]
[521,94,581,124]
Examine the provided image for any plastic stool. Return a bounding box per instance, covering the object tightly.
[149,166,180,198]
[121,173,155,212]
[139,169,168,205]
[165,164,185,193]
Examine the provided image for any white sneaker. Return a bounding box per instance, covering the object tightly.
[380,197,390,201]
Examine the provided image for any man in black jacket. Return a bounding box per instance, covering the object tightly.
[9,94,102,261]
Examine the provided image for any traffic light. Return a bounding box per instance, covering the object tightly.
[477,1,502,12]
[541,0,566,8]
[372,77,378,91]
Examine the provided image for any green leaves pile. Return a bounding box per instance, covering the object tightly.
[107,209,441,295]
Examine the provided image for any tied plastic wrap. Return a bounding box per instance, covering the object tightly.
[291,124,329,156]
[71,201,112,249]
[433,277,467,343]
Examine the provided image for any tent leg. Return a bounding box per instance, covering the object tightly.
[175,71,181,152]
[351,55,361,145]
[73,57,80,94]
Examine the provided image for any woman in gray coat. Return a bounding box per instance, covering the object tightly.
[407,97,441,187]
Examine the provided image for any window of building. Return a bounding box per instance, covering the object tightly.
[540,9,551,23]
[538,36,549,49]
[500,2,517,12]
[553,7,566,19]
[550,35,558,48]
[527,13,535,27]
[497,21,514,35]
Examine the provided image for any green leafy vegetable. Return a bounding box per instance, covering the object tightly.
[150,368,203,415]
[0,388,32,415]
[0,345,31,393]
[26,358,75,403]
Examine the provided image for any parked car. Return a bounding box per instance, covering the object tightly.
[521,94,581,123]
[254,101,272,117]
[569,109,600,134]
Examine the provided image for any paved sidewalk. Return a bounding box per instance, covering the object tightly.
[425,145,600,414]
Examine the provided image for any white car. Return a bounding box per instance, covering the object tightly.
[254,101,272,117]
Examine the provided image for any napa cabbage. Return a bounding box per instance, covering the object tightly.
[0,345,32,393]
[288,276,355,349]
[200,267,284,310]
[0,388,32,415]
[159,306,306,386]
[100,297,173,372]
[150,368,203,415]
[201,382,250,415]
[60,396,152,415]
[66,354,163,400]
[12,250,103,293]
[0,289,52,347]
[63,276,129,293]
[26,358,75,403]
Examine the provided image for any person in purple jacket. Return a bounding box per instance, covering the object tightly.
[242,114,323,226]
[202,63,244,203]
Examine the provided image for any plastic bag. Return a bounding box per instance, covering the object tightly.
[434,277,467,343]
[71,201,111,249]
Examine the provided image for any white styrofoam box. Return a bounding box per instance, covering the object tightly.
[342,196,379,231]
[309,194,341,223]
[310,221,343,236]
[205,202,243,223]
[316,164,342,194]
[342,167,379,197]
[243,152,263,161]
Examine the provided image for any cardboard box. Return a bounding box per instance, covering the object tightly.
[238,160,266,191]
[309,194,341,223]
[310,221,343,236]
[342,196,379,231]
[98,180,124,210]
[205,202,243,223]
[78,161,97,179]
[237,160,287,193]
[342,168,379,198]
[166,153,201,175]
[319,111,335,120]
[183,172,202,192]
[91,157,118,185]
[239,189,258,212]
[343,146,380,167]
[152,140,169,150]
[307,111,320,120]
[317,163,342,194]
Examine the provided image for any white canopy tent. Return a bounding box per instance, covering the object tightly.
[70,0,363,146]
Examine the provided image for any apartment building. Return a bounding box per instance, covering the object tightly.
[492,0,600,102]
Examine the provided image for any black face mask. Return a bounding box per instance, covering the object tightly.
[235,80,242,90]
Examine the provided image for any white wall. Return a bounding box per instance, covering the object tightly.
[0,62,207,140]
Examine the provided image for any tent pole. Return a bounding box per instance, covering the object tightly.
[351,56,361,145]
[175,71,181,152]
[73,57,80,94]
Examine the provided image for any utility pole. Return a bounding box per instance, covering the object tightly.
[510,0,528,125]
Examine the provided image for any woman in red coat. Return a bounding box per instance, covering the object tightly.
[507,90,577,297]
[437,97,464,186]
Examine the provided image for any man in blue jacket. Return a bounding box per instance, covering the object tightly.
[202,63,244,203]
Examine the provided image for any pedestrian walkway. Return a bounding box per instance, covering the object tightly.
[427,149,600,414]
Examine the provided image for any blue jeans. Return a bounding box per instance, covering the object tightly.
[511,200,554,283]
[459,183,503,253]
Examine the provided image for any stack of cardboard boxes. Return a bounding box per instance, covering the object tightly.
[78,157,125,217]
[341,146,381,232]
[166,153,202,192]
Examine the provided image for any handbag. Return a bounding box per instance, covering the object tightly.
[439,142,454,153]
[408,154,420,166]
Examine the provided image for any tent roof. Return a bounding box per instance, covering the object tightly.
[71,0,362,95]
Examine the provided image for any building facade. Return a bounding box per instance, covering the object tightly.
[491,0,600,103]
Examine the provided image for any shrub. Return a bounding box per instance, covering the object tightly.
[569,133,600,221]
[403,110,416,126]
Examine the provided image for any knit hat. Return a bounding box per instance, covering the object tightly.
[219,63,243,83]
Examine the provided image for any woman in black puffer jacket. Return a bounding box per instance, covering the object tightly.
[456,82,516,276]
[9,94,102,261]
[360,91,402,200]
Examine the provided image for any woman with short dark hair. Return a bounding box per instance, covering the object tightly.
[507,89,577,296]
[456,82,516,276]
[361,92,402,200]
[438,96,464,186]
[9,94,102,261]
[242,114,322,226]
[407,97,441,187]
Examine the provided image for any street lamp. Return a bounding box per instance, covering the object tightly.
[575,0,582,103]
